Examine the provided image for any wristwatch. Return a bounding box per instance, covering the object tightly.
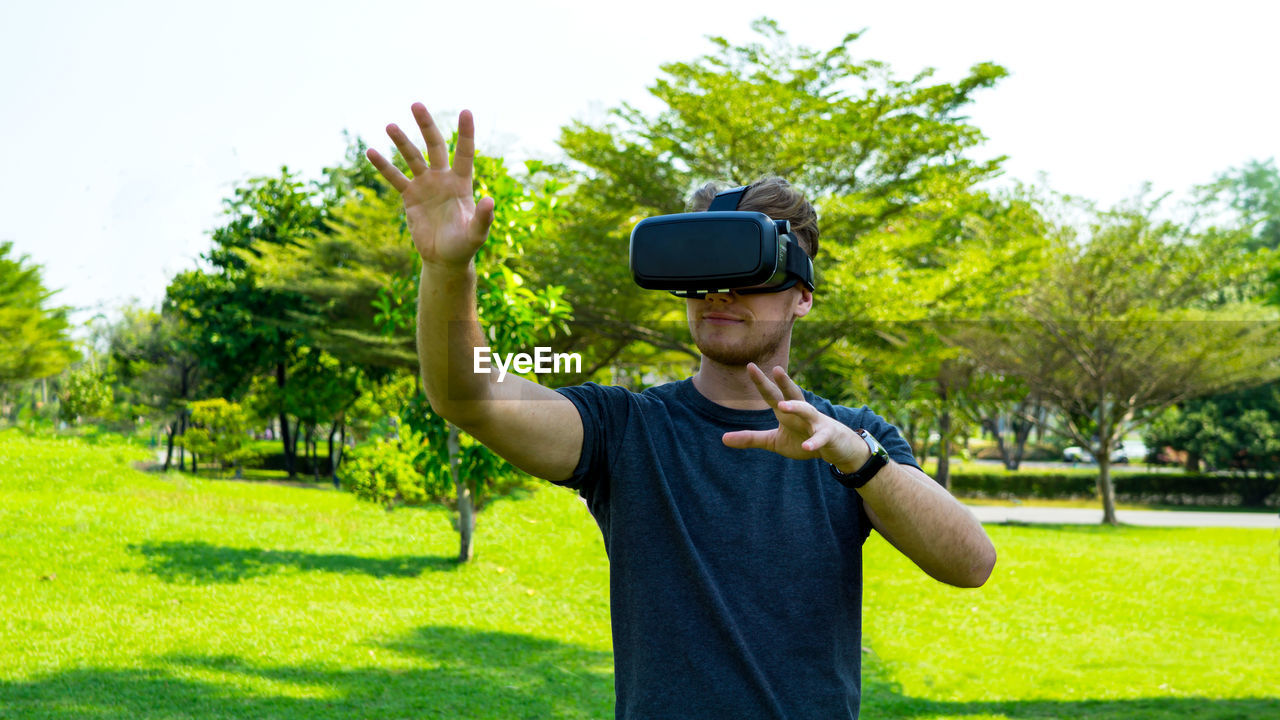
[828,428,889,489]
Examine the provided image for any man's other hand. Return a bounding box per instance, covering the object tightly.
[721,363,869,470]
[366,103,494,269]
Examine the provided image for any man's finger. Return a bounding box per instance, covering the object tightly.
[777,399,824,425]
[771,366,806,403]
[802,426,832,453]
[746,362,786,408]
[722,429,774,450]
[453,109,476,179]
[365,148,409,193]
[386,123,428,177]
[412,103,450,170]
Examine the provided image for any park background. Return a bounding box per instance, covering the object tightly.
[3,2,1280,718]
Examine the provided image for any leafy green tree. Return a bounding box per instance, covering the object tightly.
[1145,382,1280,506]
[951,192,1280,523]
[165,167,324,476]
[100,305,204,468]
[247,346,363,483]
[57,364,114,425]
[176,398,261,477]
[250,143,572,561]
[338,415,451,508]
[0,241,76,385]
[535,18,1010,391]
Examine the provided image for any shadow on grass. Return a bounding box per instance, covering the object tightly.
[862,676,1280,719]
[130,540,459,583]
[2,624,1274,720]
[0,625,613,720]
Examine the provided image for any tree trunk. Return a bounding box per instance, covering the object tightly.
[1184,449,1202,473]
[276,362,295,478]
[163,419,176,471]
[448,423,474,562]
[177,413,187,471]
[937,407,952,490]
[1098,452,1118,525]
[328,422,343,488]
[310,424,319,482]
[1097,408,1118,525]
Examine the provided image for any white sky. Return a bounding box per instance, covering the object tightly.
[2,0,1278,330]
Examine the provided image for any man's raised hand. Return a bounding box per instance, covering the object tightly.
[721,363,867,470]
[366,103,494,268]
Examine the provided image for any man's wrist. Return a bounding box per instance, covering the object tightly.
[828,429,890,489]
[830,427,871,474]
[421,257,476,276]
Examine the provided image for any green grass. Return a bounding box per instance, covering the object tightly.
[2,430,1278,719]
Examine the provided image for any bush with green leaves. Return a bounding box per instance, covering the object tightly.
[175,398,261,475]
[338,417,450,508]
[57,366,114,425]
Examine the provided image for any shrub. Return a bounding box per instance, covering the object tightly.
[949,470,1280,507]
[338,419,451,508]
[175,398,261,476]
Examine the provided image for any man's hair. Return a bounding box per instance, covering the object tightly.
[688,177,820,260]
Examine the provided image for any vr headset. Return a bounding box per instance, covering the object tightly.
[629,185,815,299]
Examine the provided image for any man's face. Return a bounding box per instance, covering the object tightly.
[686,286,813,366]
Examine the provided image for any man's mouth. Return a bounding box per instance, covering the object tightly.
[703,312,744,325]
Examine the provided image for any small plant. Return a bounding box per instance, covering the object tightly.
[338,416,450,508]
[176,398,261,477]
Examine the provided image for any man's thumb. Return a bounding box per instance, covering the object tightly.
[473,196,496,241]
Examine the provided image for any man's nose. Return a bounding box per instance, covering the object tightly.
[704,291,734,303]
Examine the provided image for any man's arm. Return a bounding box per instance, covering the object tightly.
[722,363,996,588]
[367,104,583,483]
[842,459,995,588]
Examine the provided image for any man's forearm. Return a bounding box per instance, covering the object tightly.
[856,461,996,587]
[416,260,491,422]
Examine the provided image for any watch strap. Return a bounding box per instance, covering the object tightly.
[829,428,889,489]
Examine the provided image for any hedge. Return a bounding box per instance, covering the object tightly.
[949,471,1280,508]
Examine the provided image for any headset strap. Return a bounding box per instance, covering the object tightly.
[707,185,750,211]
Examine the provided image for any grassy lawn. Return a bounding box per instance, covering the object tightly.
[2,430,1278,719]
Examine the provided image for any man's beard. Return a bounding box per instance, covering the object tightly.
[692,319,793,367]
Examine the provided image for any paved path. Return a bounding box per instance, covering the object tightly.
[966,504,1280,528]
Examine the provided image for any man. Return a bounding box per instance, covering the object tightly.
[366,103,996,719]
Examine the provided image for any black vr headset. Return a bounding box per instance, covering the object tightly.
[629,185,816,299]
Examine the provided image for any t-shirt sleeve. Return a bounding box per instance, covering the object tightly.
[552,382,633,494]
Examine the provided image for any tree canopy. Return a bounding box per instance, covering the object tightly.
[0,241,76,384]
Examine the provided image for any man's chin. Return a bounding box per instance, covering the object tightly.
[690,319,793,367]
[694,338,774,367]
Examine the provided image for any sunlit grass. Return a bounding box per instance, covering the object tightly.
[2,431,1277,719]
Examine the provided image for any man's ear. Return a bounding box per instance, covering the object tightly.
[793,287,813,319]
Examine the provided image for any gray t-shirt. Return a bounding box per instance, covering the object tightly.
[554,378,918,719]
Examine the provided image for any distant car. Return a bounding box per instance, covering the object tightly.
[1062,446,1094,463]
[1115,441,1149,464]
[1063,441,1149,464]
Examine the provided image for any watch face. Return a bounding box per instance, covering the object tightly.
[858,429,886,456]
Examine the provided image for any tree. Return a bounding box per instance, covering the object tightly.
[950,193,1280,523]
[534,18,1010,393]
[249,143,572,562]
[0,241,76,385]
[165,167,325,477]
[100,305,204,468]
[57,364,113,425]
[1145,382,1280,506]
[176,398,261,478]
